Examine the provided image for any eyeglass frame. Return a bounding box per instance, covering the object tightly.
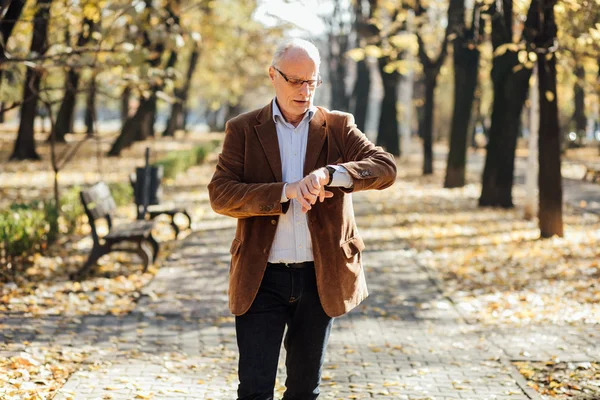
[272,66,322,88]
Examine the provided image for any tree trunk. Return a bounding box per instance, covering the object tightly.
[206,107,221,132]
[121,85,131,125]
[351,59,370,132]
[350,0,376,132]
[479,53,532,207]
[225,103,242,124]
[416,31,448,175]
[51,69,79,142]
[573,63,586,137]
[85,74,96,135]
[10,0,52,161]
[140,92,157,139]
[50,17,95,142]
[376,57,400,156]
[422,71,436,174]
[164,46,200,137]
[0,0,27,124]
[182,107,190,131]
[444,9,482,187]
[535,0,563,237]
[108,95,152,156]
[329,33,350,111]
[163,98,183,137]
[479,0,532,207]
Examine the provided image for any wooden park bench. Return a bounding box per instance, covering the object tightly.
[73,182,159,279]
[129,169,192,237]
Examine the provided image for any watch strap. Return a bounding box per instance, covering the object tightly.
[325,166,336,186]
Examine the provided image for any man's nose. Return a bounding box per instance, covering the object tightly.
[299,82,311,95]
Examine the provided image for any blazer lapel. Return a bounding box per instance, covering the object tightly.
[304,108,327,176]
[254,101,283,182]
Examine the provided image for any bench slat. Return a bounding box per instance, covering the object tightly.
[81,182,117,220]
[105,221,154,240]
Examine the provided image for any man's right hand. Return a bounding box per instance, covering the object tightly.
[285,169,334,213]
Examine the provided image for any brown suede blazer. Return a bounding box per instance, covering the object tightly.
[208,100,397,318]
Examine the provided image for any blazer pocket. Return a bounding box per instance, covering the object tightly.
[340,236,365,259]
[230,238,242,256]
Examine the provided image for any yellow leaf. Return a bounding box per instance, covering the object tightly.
[135,393,154,399]
[383,63,396,74]
[346,48,365,62]
[494,43,520,57]
[528,52,538,62]
[364,45,383,58]
[545,91,555,102]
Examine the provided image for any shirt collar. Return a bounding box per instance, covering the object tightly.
[272,97,317,126]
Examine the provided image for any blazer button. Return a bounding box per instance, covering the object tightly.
[271,219,277,225]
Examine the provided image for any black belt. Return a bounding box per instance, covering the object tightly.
[267,261,314,269]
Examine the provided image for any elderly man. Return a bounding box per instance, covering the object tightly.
[208,38,397,400]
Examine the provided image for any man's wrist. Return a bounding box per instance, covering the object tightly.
[325,166,336,186]
[281,183,289,203]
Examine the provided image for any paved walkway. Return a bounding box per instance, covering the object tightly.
[2,151,599,399]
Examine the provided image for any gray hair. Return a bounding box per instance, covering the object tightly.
[271,38,321,69]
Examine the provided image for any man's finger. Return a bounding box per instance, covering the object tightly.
[305,178,320,195]
[311,175,321,189]
[300,197,311,212]
[300,186,317,205]
[301,186,318,204]
[319,188,334,202]
[296,188,311,210]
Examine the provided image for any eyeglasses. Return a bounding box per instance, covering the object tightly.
[273,66,322,88]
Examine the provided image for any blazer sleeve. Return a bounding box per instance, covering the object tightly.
[208,120,289,219]
[335,113,397,192]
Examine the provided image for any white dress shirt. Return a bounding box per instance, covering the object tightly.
[268,98,353,264]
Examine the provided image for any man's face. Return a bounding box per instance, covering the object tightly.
[269,49,320,122]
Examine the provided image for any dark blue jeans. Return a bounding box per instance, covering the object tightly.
[235,263,334,400]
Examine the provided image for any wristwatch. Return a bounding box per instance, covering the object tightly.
[325,166,336,186]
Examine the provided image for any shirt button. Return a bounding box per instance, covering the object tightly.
[271,219,277,225]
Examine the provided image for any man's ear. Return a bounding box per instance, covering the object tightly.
[268,66,276,82]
